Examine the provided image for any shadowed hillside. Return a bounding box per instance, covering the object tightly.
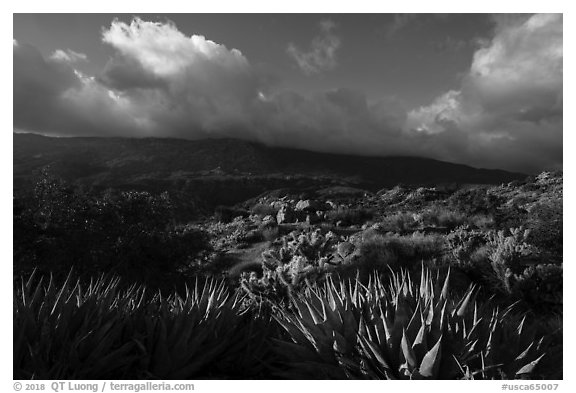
[14,133,526,210]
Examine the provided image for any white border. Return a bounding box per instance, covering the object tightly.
[3,1,572,390]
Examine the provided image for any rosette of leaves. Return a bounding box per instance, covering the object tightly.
[14,271,142,379]
[14,271,274,379]
[130,279,273,379]
[273,267,547,379]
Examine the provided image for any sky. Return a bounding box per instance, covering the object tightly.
[13,13,563,173]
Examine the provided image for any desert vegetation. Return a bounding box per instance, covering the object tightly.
[13,170,562,379]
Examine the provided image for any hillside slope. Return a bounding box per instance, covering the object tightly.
[14,133,526,207]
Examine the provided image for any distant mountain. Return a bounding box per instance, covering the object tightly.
[13,133,526,208]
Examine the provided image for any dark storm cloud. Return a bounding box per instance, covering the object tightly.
[13,15,563,173]
[13,41,80,129]
[13,40,142,137]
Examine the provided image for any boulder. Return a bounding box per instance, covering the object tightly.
[295,199,312,211]
[277,205,305,224]
[270,200,287,210]
[295,199,330,212]
[276,205,291,224]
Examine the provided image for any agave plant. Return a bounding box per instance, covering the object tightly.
[14,270,141,379]
[14,270,275,379]
[273,266,547,379]
[131,279,272,379]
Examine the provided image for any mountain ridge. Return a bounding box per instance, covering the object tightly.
[13,132,527,208]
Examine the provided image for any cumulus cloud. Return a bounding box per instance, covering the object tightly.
[98,17,261,135]
[406,13,562,172]
[286,20,340,75]
[468,14,562,119]
[13,15,562,173]
[101,18,251,78]
[406,91,464,134]
[50,49,88,64]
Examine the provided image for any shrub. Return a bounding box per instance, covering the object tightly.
[524,199,562,262]
[511,264,562,313]
[260,222,280,241]
[326,208,374,226]
[251,203,279,218]
[13,173,211,281]
[445,227,488,265]
[487,228,540,292]
[445,227,562,313]
[204,216,258,251]
[240,229,264,244]
[357,233,444,272]
[376,211,417,233]
[214,205,250,223]
[469,213,495,230]
[448,188,504,215]
[261,226,280,241]
[421,206,467,229]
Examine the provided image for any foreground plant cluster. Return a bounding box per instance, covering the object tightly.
[13,171,562,379]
